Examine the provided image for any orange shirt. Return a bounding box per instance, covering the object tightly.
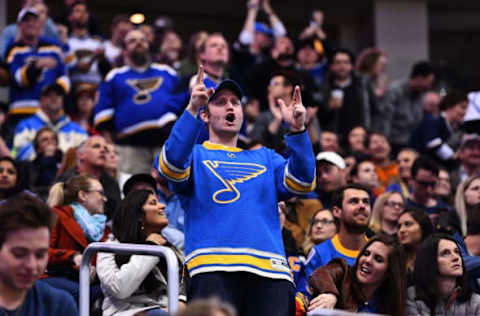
[375,162,399,192]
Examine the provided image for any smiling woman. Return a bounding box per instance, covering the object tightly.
[298,234,406,316]
[96,189,186,316]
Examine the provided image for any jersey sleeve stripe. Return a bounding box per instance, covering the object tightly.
[157,148,191,182]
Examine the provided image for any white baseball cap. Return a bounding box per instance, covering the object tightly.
[17,7,39,23]
[315,151,346,169]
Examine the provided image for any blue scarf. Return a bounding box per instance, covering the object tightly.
[71,203,107,242]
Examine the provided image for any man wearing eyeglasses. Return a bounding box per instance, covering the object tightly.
[407,156,452,218]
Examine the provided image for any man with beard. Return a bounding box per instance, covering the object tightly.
[296,183,371,295]
[94,30,187,175]
[316,48,377,139]
[67,1,108,84]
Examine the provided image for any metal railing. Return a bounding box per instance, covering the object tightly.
[79,242,179,316]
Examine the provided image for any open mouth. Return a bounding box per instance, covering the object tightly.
[225,113,235,123]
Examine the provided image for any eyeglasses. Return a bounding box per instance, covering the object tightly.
[312,219,335,226]
[88,189,106,198]
[415,179,437,188]
[384,201,404,209]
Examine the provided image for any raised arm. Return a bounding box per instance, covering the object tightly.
[156,66,213,190]
[274,86,316,198]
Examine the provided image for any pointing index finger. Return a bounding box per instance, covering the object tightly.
[197,65,205,85]
[293,85,302,104]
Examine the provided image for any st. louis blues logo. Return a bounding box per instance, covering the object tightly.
[126,77,163,104]
[202,160,266,204]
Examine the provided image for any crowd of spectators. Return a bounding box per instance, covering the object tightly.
[0,0,480,315]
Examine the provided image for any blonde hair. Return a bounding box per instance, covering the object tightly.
[455,175,480,236]
[47,174,96,208]
[369,191,405,233]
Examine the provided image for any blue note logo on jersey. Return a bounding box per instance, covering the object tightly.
[126,77,164,104]
[202,160,266,204]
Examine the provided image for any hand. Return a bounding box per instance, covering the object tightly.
[186,65,214,117]
[268,92,282,122]
[73,254,82,267]
[308,293,337,311]
[328,96,343,110]
[35,57,58,69]
[146,233,168,245]
[277,86,306,132]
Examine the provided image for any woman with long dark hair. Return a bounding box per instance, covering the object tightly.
[96,189,186,316]
[407,234,480,315]
[397,208,433,277]
[298,234,406,316]
[0,156,29,201]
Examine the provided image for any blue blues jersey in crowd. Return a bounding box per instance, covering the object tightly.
[93,63,188,145]
[296,234,362,294]
[156,110,316,282]
[13,110,88,161]
[5,37,70,116]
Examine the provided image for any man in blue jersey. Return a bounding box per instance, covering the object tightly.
[0,194,78,315]
[13,83,88,161]
[94,29,187,175]
[156,66,316,316]
[296,183,371,298]
[6,7,70,121]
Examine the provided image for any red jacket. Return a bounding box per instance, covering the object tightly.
[47,205,109,272]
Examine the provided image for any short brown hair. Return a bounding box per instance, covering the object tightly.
[0,193,56,247]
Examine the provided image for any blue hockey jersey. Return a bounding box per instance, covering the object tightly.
[6,38,70,116]
[156,110,316,282]
[93,64,188,145]
[296,234,362,295]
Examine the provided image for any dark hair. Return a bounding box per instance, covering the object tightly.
[187,30,208,60]
[400,208,433,244]
[269,69,299,88]
[0,193,56,247]
[332,183,371,210]
[113,189,160,292]
[411,156,439,179]
[112,189,152,243]
[330,48,355,66]
[349,159,373,178]
[438,90,468,111]
[351,234,406,316]
[414,234,472,314]
[410,61,434,78]
[0,157,23,198]
[355,47,384,74]
[33,126,58,154]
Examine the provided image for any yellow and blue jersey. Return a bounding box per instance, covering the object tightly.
[93,64,188,145]
[156,110,316,282]
[6,38,70,116]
